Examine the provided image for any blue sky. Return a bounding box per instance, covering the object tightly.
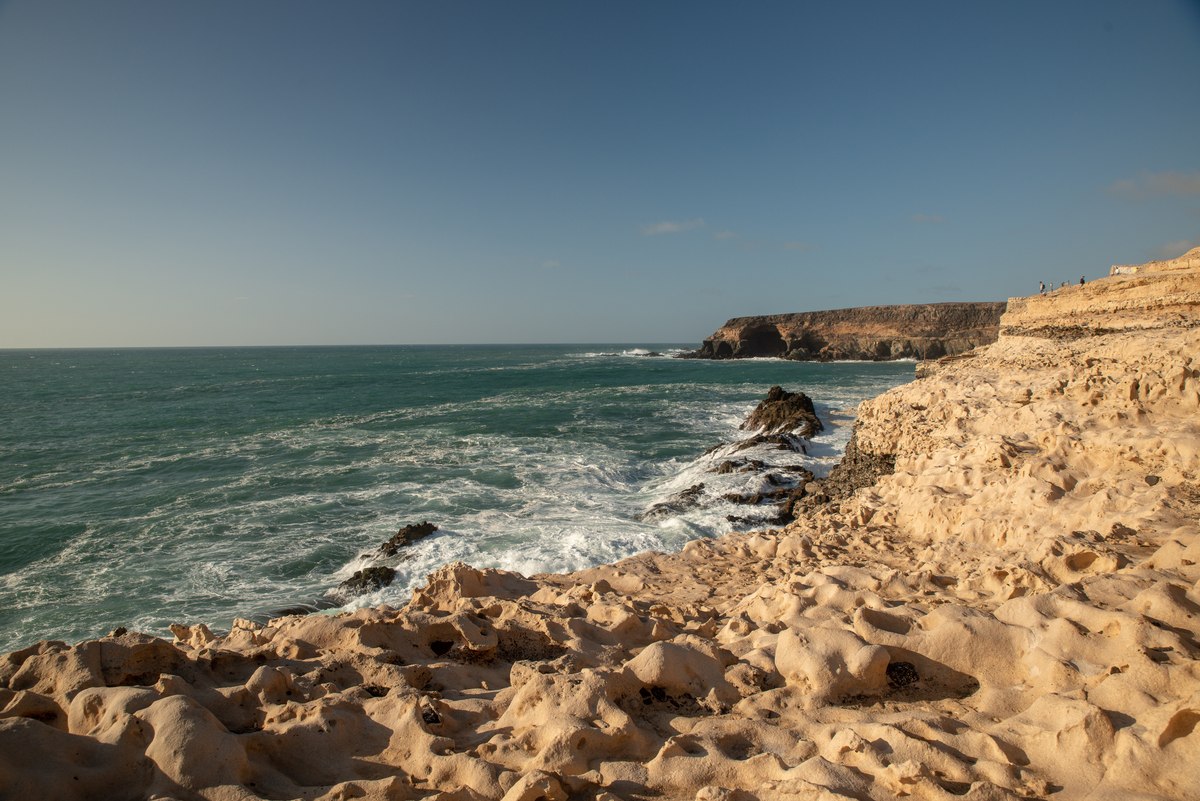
[2,1,1198,347]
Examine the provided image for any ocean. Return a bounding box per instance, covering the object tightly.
[0,345,914,653]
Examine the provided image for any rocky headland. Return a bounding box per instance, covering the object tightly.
[3,249,1200,801]
[684,302,1007,361]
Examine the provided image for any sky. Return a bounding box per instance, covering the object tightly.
[1,1,1198,347]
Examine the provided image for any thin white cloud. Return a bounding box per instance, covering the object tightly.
[912,213,945,224]
[1108,171,1200,199]
[1155,239,1197,259]
[641,218,705,236]
[712,229,738,241]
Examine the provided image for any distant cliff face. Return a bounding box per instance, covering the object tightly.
[685,302,1008,361]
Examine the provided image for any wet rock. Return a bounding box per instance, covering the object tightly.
[378,522,438,557]
[642,483,706,521]
[714,459,766,475]
[733,432,808,453]
[741,386,823,437]
[335,566,397,599]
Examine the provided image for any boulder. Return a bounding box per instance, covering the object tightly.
[334,566,397,600]
[741,386,823,437]
[378,522,438,557]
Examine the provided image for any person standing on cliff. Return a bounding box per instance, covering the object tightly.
[1080,275,1085,285]
[1039,281,1045,294]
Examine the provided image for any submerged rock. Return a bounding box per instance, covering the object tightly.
[642,483,706,521]
[733,432,808,453]
[714,459,767,474]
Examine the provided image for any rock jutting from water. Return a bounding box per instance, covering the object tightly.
[377,521,439,557]
[650,385,826,528]
[739,385,823,437]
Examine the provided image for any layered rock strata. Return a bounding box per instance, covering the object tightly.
[2,250,1200,800]
[685,301,1007,361]
[1002,249,1200,339]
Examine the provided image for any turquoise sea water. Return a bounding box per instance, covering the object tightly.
[0,345,913,652]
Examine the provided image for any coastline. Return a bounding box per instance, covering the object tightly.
[3,250,1200,800]
[0,350,910,652]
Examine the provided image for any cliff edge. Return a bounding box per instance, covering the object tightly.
[1001,247,1200,339]
[685,301,1007,361]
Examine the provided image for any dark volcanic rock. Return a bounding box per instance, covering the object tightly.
[642,483,706,521]
[741,386,823,437]
[379,522,438,557]
[800,430,896,506]
[336,566,397,598]
[721,466,816,526]
[256,522,440,617]
[682,302,1006,362]
[714,459,767,474]
[733,433,808,453]
[886,661,920,689]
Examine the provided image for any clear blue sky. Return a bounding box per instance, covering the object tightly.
[2,1,1198,347]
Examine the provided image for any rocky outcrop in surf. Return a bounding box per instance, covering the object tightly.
[643,386,825,528]
[684,301,1006,361]
[326,523,442,604]
[740,385,823,438]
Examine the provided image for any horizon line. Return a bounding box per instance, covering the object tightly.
[0,340,700,352]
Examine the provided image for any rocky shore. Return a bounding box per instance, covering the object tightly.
[3,249,1200,801]
[684,301,1006,361]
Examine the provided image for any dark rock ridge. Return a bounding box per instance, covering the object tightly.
[254,523,443,619]
[330,566,397,603]
[655,383,905,529]
[647,387,827,528]
[799,431,896,509]
[683,302,1006,361]
[740,386,823,437]
[378,521,438,557]
[641,483,707,522]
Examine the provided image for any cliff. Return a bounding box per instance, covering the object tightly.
[1000,247,1200,339]
[686,301,1007,361]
